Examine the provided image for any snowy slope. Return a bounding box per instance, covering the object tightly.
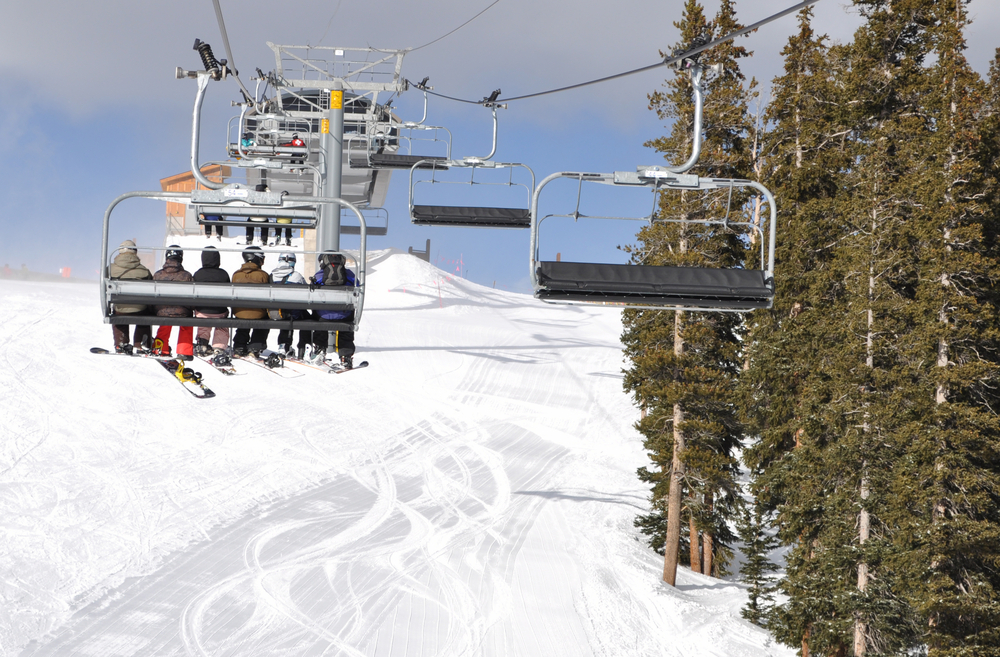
[0,251,791,656]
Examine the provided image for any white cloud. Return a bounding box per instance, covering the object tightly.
[0,0,881,117]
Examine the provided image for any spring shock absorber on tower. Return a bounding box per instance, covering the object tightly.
[193,38,223,80]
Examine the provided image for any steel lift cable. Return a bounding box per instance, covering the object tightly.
[406,0,824,106]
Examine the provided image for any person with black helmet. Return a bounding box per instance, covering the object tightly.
[232,245,271,357]
[269,251,310,358]
[192,246,231,356]
[152,245,194,359]
[310,252,357,369]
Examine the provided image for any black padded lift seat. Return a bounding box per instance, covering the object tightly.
[535,261,774,310]
[350,154,448,169]
[411,205,530,228]
[340,225,387,236]
[108,315,353,331]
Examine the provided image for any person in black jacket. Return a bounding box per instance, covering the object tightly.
[192,246,231,356]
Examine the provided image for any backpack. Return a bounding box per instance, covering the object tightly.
[320,254,347,287]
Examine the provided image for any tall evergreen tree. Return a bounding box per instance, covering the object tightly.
[886,2,1000,653]
[624,0,752,585]
[744,1,1000,655]
[739,9,856,656]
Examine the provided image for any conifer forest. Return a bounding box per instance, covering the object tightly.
[622,1,1000,655]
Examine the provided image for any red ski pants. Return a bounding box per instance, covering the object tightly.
[155,325,194,356]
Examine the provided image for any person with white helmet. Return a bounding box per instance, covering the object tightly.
[269,252,310,358]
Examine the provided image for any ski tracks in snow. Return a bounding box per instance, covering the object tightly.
[23,408,568,656]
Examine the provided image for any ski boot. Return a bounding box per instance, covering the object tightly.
[310,346,326,364]
[295,345,306,360]
[116,342,133,356]
[260,349,284,369]
[211,347,232,367]
[339,354,353,370]
[194,339,213,357]
[152,338,171,357]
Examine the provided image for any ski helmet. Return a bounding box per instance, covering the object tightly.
[278,252,296,266]
[242,245,265,265]
[165,245,183,262]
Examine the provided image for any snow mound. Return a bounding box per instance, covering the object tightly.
[1,274,791,657]
[365,248,534,311]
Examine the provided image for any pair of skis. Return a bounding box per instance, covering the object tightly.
[90,346,368,399]
[195,352,242,376]
[90,347,216,398]
[283,354,369,374]
[232,351,304,378]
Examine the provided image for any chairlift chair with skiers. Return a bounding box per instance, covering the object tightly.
[530,59,776,311]
[100,187,370,333]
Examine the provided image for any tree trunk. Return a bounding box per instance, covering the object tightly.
[663,230,688,586]
[663,387,685,585]
[854,474,870,656]
[703,490,715,576]
[854,206,877,657]
[689,509,702,573]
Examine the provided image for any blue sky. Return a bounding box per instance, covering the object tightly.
[2,0,998,292]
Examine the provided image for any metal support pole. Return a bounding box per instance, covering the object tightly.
[318,81,344,254]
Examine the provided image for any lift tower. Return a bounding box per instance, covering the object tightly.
[263,44,408,253]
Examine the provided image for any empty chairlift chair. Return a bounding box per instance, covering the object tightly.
[350,82,452,171]
[530,168,776,311]
[531,57,776,311]
[409,97,535,228]
[409,159,535,228]
[407,102,534,229]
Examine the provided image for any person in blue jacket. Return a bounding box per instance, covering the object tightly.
[310,252,356,368]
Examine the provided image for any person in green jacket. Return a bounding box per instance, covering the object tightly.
[109,240,153,353]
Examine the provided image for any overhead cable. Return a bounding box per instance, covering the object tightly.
[410,0,502,53]
[413,0,823,106]
[211,0,254,104]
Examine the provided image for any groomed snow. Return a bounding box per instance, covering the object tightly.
[1,250,792,656]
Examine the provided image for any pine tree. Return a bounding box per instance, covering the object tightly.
[742,1,953,653]
[744,1,1000,655]
[738,502,779,627]
[624,0,752,585]
[885,2,1000,653]
[739,9,857,656]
